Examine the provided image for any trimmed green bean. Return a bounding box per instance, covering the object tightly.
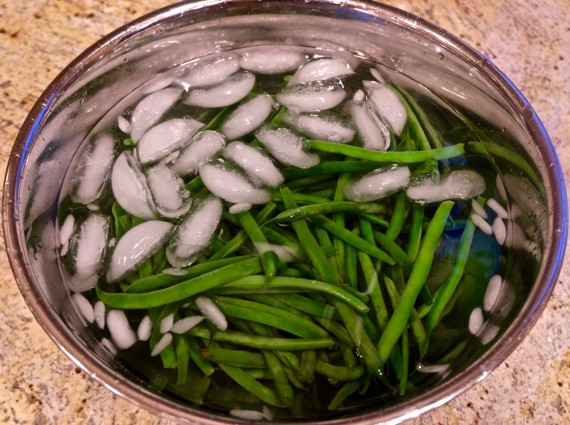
[306,139,465,163]
[315,361,364,381]
[218,301,327,339]
[373,231,413,273]
[216,296,329,339]
[385,192,409,241]
[201,347,267,369]
[126,255,254,293]
[377,201,454,364]
[311,215,395,265]
[328,381,361,410]
[187,326,335,351]
[263,351,295,408]
[425,205,479,342]
[406,205,424,262]
[218,363,286,408]
[281,161,387,179]
[97,257,263,309]
[270,202,387,224]
[185,336,215,376]
[220,275,369,313]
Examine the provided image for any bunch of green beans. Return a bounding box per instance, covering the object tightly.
[75,78,517,418]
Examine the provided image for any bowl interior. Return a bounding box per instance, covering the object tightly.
[3,1,566,424]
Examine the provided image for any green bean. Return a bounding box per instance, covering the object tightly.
[287,173,337,190]
[310,215,395,265]
[96,257,263,309]
[298,350,317,383]
[269,202,387,224]
[361,213,390,229]
[307,188,336,199]
[126,255,254,293]
[373,231,412,274]
[185,336,215,376]
[218,363,286,408]
[220,276,369,313]
[391,84,442,149]
[111,202,126,240]
[271,191,332,205]
[306,140,465,163]
[314,226,343,283]
[271,294,341,320]
[406,205,424,262]
[201,105,233,130]
[344,231,359,289]
[340,342,358,368]
[385,192,409,241]
[377,201,454,364]
[238,210,279,280]
[263,351,295,408]
[357,251,389,331]
[174,335,191,385]
[184,175,204,192]
[332,173,350,279]
[280,188,385,378]
[218,302,327,339]
[281,161,386,179]
[383,274,427,357]
[315,361,364,381]
[398,329,409,396]
[391,88,431,152]
[263,226,305,259]
[188,326,335,351]
[313,316,353,346]
[201,347,267,369]
[425,204,479,343]
[216,296,329,339]
[210,203,276,261]
[327,381,361,410]
[245,368,273,380]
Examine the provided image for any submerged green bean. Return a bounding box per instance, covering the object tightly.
[306,140,465,163]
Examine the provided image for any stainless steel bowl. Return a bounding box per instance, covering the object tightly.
[3,0,567,423]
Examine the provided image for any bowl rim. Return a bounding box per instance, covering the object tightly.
[3,0,568,423]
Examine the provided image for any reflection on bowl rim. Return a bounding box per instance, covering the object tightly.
[2,0,567,424]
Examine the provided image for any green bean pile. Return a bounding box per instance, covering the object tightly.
[55,60,520,419]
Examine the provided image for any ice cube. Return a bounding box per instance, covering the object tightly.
[256,126,320,169]
[349,101,391,151]
[344,165,411,202]
[179,54,240,88]
[239,46,306,74]
[166,197,223,268]
[130,87,183,142]
[221,94,274,140]
[199,162,270,204]
[184,71,255,108]
[171,130,226,177]
[277,80,346,112]
[288,58,354,85]
[146,163,191,218]
[222,141,284,188]
[68,214,111,293]
[406,170,486,203]
[70,132,117,204]
[106,220,173,282]
[111,151,156,220]
[137,118,203,165]
[283,110,355,143]
[363,80,407,135]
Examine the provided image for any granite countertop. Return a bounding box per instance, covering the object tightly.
[0,0,568,423]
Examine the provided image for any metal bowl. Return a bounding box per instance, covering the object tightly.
[3,0,567,423]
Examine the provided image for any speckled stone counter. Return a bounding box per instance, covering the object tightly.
[1,1,568,424]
